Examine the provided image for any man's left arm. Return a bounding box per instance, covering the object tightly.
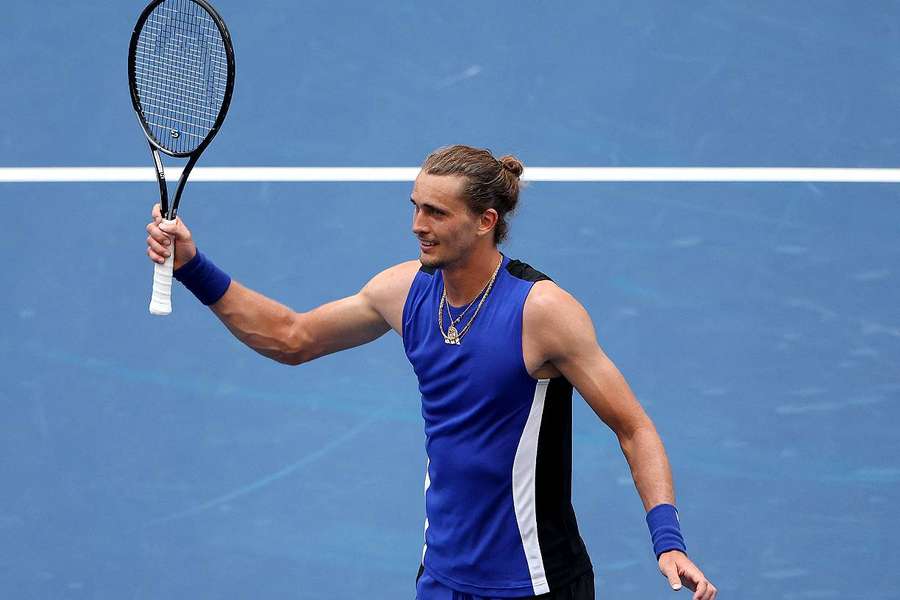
[525,281,717,600]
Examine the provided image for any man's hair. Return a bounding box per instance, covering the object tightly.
[422,144,525,245]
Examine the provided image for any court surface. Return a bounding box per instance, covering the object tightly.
[2,2,899,598]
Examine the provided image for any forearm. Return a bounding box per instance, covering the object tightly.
[211,280,308,365]
[617,424,676,512]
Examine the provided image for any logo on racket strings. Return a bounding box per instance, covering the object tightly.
[170,129,181,139]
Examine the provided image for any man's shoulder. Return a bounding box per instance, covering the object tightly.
[523,278,596,364]
[358,260,425,334]
[361,260,422,304]
[508,256,582,323]
[524,278,588,329]
[381,259,424,279]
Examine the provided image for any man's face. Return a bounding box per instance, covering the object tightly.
[410,172,480,269]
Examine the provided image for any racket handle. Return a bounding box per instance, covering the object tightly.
[149,220,176,316]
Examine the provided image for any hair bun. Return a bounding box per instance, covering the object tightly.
[498,155,524,178]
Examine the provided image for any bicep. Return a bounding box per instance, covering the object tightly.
[296,287,390,362]
[294,261,418,363]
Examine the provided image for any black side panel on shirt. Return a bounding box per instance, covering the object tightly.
[536,377,593,588]
[509,257,592,585]
[506,258,553,283]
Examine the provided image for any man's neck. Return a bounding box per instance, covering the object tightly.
[442,246,503,307]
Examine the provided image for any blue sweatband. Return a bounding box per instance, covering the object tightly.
[173,250,231,306]
[646,503,687,559]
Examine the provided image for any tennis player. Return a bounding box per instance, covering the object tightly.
[145,145,717,600]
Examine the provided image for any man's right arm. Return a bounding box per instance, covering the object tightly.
[146,204,418,365]
[210,273,398,365]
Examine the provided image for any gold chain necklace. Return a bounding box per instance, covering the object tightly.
[438,255,503,345]
[445,287,481,330]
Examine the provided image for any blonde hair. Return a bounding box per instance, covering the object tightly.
[422,144,524,245]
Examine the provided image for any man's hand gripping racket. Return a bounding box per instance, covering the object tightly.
[146,203,195,275]
[128,0,235,315]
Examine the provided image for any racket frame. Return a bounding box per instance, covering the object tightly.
[127,0,236,220]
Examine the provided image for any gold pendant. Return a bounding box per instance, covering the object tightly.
[445,326,460,345]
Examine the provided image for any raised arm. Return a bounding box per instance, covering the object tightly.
[146,204,418,365]
[524,281,717,599]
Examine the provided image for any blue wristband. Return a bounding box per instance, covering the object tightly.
[646,503,687,560]
[173,250,231,306]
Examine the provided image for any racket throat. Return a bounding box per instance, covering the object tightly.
[150,146,200,221]
[170,154,200,220]
[150,145,170,218]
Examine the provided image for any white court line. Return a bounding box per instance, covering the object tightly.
[1,167,900,183]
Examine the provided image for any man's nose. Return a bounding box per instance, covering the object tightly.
[412,212,428,235]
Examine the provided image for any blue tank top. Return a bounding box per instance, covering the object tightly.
[402,253,592,597]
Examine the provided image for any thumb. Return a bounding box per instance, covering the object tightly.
[159,217,186,240]
[664,566,682,591]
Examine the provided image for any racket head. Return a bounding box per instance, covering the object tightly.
[128,0,235,158]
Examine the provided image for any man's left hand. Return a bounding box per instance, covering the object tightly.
[658,550,717,600]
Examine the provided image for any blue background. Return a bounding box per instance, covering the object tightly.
[2,1,899,598]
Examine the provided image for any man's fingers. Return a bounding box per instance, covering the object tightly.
[660,554,715,599]
[151,203,161,219]
[145,211,194,268]
[690,578,707,600]
[678,565,716,600]
[146,221,172,245]
[147,246,166,264]
[679,567,701,592]
[147,234,170,258]
[692,578,717,600]
[694,579,717,600]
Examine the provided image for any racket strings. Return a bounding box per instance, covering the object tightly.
[133,0,230,154]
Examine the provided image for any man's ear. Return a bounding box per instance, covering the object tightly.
[478,208,499,237]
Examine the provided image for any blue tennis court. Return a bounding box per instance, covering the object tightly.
[2,2,899,598]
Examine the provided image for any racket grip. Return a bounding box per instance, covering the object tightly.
[149,221,176,316]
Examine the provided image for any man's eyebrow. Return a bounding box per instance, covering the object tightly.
[410,197,446,212]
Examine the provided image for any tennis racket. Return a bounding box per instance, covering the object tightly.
[128,0,235,315]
